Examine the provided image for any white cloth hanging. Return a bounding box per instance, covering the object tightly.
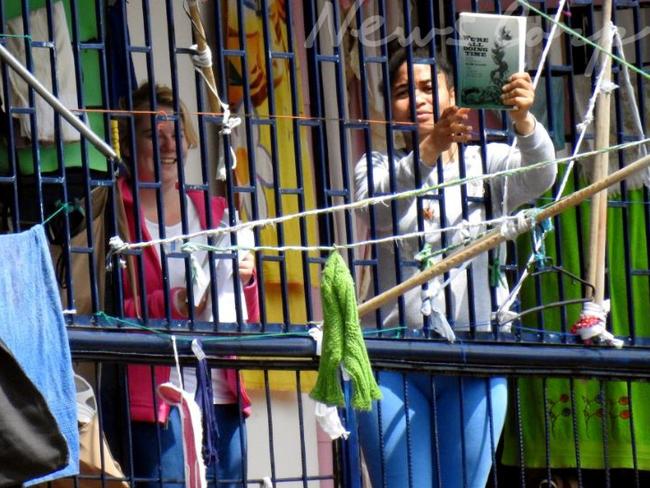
[2,1,80,142]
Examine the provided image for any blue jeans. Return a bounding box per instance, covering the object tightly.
[132,404,247,488]
[357,372,507,488]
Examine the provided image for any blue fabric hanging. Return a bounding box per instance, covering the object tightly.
[0,225,79,484]
[192,339,220,466]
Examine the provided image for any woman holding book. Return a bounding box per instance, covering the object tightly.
[354,48,556,487]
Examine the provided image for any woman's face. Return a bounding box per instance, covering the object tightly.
[391,62,455,136]
[133,106,188,187]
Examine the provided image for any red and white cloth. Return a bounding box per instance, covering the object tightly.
[157,382,207,488]
[571,301,624,348]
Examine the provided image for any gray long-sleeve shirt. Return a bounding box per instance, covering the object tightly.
[354,120,556,332]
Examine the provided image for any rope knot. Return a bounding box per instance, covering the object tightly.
[181,241,202,254]
[571,301,623,348]
[189,43,212,69]
[106,235,129,270]
[599,80,619,95]
[576,115,593,134]
[219,107,242,135]
[500,209,537,241]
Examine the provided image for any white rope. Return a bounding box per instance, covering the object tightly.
[188,44,242,178]
[106,235,128,270]
[612,27,649,159]
[105,138,650,257]
[171,335,184,391]
[190,43,212,68]
[501,0,568,218]
[175,214,512,254]
[184,0,241,179]
[499,209,537,241]
[557,23,618,198]
[573,301,623,348]
[496,24,618,322]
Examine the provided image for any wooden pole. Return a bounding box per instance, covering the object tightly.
[586,0,613,304]
[187,1,222,115]
[357,152,650,318]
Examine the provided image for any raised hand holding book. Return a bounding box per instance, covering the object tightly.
[457,12,527,110]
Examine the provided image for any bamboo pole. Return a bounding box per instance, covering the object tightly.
[585,0,613,305]
[187,1,222,115]
[358,152,650,318]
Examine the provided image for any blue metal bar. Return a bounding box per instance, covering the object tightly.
[626,380,641,487]
[513,378,527,485]
[569,377,584,487]
[349,0,380,327]
[542,377,552,486]
[294,372,310,488]
[284,0,316,325]
[304,0,333,258]
[68,328,650,377]
[341,380,363,488]
[430,376,443,488]
[69,0,101,314]
[447,0,483,334]
[485,377,499,487]
[121,0,156,324]
[42,0,67,225]
[456,376,471,488]
[259,0,292,329]
[404,373,415,488]
[20,0,45,225]
[599,380,612,487]
[262,370,279,484]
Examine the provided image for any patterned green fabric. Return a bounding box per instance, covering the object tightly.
[310,251,381,411]
[502,184,650,469]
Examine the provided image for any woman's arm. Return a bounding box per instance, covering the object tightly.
[488,73,557,212]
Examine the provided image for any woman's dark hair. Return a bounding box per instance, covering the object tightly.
[384,47,454,93]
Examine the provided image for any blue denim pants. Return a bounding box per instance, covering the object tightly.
[357,372,507,488]
[132,404,247,488]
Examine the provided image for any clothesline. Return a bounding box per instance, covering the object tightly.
[502,0,568,217]
[497,19,648,325]
[179,215,501,255]
[95,311,407,343]
[496,22,619,321]
[518,0,650,82]
[95,311,587,344]
[107,137,650,257]
[74,105,425,129]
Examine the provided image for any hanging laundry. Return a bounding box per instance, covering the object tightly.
[0,337,68,486]
[191,339,220,466]
[0,225,79,484]
[1,1,80,142]
[158,382,208,488]
[310,251,381,411]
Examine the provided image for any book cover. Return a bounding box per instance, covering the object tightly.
[457,12,527,110]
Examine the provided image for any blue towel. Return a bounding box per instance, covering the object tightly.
[0,225,78,483]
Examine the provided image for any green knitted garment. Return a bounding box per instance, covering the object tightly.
[310,251,382,411]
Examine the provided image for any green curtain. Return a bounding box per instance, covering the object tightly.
[502,172,650,469]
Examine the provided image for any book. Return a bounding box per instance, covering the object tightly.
[457,12,527,110]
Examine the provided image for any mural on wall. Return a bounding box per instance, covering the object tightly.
[225,0,320,389]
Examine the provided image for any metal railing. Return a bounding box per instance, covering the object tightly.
[0,0,649,487]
